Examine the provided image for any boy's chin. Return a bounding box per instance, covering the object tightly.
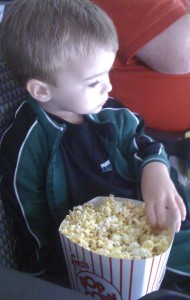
[90,105,103,114]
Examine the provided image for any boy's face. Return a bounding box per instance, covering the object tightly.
[45,50,115,121]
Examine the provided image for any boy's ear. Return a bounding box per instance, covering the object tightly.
[26,79,52,102]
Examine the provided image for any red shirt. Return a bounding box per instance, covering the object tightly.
[94,0,190,131]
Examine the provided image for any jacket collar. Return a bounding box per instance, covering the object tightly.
[28,96,116,143]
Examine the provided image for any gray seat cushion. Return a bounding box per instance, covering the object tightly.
[0,196,17,268]
[0,52,28,138]
[0,50,28,268]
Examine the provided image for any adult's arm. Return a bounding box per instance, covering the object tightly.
[136,14,190,74]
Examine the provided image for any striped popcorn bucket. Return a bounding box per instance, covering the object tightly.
[59,197,174,300]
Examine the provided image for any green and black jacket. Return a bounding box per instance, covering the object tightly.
[0,97,169,274]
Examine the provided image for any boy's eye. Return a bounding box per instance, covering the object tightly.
[88,80,101,88]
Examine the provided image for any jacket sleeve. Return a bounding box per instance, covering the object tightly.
[105,98,170,180]
[0,125,51,275]
[117,109,170,181]
[127,113,170,180]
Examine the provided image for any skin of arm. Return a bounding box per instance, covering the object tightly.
[141,162,187,232]
[136,14,190,74]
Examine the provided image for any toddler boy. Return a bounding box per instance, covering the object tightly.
[0,0,186,281]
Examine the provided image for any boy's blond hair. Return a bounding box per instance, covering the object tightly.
[1,0,118,86]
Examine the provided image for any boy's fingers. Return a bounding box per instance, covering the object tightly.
[145,201,167,229]
[145,202,157,228]
[175,221,181,233]
[154,204,168,229]
[145,193,186,231]
[175,195,187,221]
[167,197,184,232]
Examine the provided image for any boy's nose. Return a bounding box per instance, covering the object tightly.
[101,81,112,94]
[107,82,112,93]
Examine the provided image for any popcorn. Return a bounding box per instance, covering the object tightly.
[60,195,171,259]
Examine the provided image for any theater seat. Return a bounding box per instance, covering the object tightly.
[0,7,28,268]
[139,289,190,299]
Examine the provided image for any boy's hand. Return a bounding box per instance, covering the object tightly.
[141,162,186,232]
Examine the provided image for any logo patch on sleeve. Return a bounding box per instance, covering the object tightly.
[100,160,112,172]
